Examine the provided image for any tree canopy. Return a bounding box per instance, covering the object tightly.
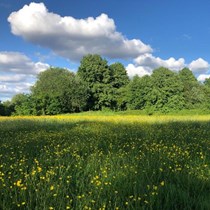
[2,54,210,116]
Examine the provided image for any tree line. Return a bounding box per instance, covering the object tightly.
[1,54,210,116]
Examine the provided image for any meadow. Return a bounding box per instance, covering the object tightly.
[0,114,210,210]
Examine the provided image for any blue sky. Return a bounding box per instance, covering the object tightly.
[1,0,210,101]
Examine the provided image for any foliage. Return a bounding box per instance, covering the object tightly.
[109,62,129,88]
[0,100,14,116]
[127,75,152,110]
[127,68,185,112]
[0,101,4,116]
[178,68,205,109]
[31,67,88,115]
[5,54,210,115]
[150,67,185,112]
[0,115,210,209]
[78,55,129,110]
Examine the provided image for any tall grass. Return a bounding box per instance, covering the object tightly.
[0,115,210,209]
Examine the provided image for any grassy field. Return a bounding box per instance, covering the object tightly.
[0,114,210,210]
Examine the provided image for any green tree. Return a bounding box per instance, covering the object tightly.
[109,62,129,88]
[31,67,88,114]
[150,67,185,111]
[78,54,113,110]
[127,75,153,110]
[202,78,210,109]
[2,100,14,116]
[11,93,36,115]
[204,78,210,87]
[179,68,205,109]
[127,68,185,112]
[108,62,130,110]
[0,101,4,116]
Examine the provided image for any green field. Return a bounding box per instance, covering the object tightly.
[0,115,210,209]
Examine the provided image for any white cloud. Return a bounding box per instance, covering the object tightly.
[8,2,152,61]
[188,58,209,74]
[0,52,49,74]
[126,54,210,79]
[134,54,185,72]
[197,74,210,82]
[126,54,186,77]
[126,64,151,78]
[0,51,49,101]
[0,74,28,83]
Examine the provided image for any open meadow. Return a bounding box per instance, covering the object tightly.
[0,114,210,209]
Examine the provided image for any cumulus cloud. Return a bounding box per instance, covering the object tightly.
[126,54,186,77]
[0,51,49,101]
[0,52,49,74]
[135,54,185,72]
[197,74,210,82]
[126,64,151,78]
[0,74,28,83]
[8,2,152,61]
[188,58,209,74]
[126,54,210,79]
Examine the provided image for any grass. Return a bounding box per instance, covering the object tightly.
[0,114,210,209]
[67,108,210,116]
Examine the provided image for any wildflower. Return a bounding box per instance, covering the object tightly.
[16,180,22,187]
[160,181,165,186]
[37,167,42,172]
[153,185,158,190]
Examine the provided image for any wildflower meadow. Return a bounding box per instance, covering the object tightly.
[0,114,210,209]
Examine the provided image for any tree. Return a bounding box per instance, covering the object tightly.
[150,67,185,111]
[31,67,88,114]
[127,68,185,112]
[0,101,4,116]
[2,100,14,116]
[204,78,210,87]
[77,54,111,85]
[127,75,153,110]
[11,93,36,115]
[108,63,130,110]
[202,78,210,109]
[179,68,204,109]
[109,62,129,88]
[78,54,113,110]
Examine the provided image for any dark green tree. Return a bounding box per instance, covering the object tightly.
[150,67,185,111]
[109,62,130,110]
[0,101,4,116]
[109,63,129,88]
[2,100,14,116]
[78,54,113,110]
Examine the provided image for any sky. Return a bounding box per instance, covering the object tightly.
[1,0,210,101]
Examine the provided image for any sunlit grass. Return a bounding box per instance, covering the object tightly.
[0,115,210,209]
